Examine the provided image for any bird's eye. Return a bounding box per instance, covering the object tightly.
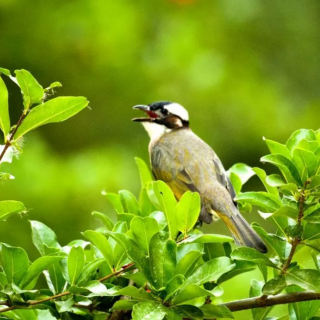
[161,108,168,115]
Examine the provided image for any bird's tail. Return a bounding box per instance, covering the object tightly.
[220,212,267,253]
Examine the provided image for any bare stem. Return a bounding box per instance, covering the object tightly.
[0,112,27,163]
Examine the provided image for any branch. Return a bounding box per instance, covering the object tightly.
[0,262,135,314]
[0,112,27,162]
[219,292,320,312]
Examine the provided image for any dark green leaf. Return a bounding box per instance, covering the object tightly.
[286,269,320,292]
[172,284,216,305]
[135,157,153,187]
[235,192,282,212]
[175,191,200,235]
[0,201,26,222]
[139,187,158,217]
[261,154,302,186]
[132,301,166,320]
[177,305,203,319]
[30,220,61,255]
[284,224,303,238]
[231,247,278,268]
[130,216,159,253]
[77,258,105,285]
[200,304,234,319]
[175,251,202,277]
[164,274,186,301]
[304,208,320,223]
[149,232,176,289]
[218,260,256,284]
[262,276,286,295]
[0,76,10,139]
[1,244,29,285]
[15,96,89,139]
[20,256,63,289]
[250,279,273,320]
[15,69,44,109]
[68,246,85,285]
[303,224,320,240]
[111,300,137,311]
[185,257,235,286]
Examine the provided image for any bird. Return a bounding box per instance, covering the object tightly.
[132,101,267,253]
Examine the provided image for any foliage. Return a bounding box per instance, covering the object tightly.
[1,69,320,319]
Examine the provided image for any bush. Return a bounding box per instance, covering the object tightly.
[1,68,320,320]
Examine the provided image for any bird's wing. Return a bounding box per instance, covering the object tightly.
[151,138,236,202]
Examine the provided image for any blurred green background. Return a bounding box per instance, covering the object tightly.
[1,0,320,318]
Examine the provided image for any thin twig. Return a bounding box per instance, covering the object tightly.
[0,112,27,162]
[0,262,135,314]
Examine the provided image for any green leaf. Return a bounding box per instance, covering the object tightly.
[285,224,303,238]
[175,191,201,236]
[139,187,158,217]
[104,192,124,213]
[130,216,159,253]
[149,232,176,289]
[303,224,320,241]
[0,76,10,140]
[1,244,29,285]
[55,297,75,313]
[132,301,166,320]
[304,208,320,223]
[15,96,89,139]
[252,167,279,197]
[252,224,291,259]
[0,67,11,76]
[151,180,178,238]
[77,258,105,286]
[271,206,299,220]
[135,157,153,187]
[185,257,235,286]
[112,300,137,311]
[177,305,203,319]
[112,286,154,300]
[261,154,302,186]
[228,172,242,194]
[287,129,317,153]
[200,304,234,319]
[164,274,186,301]
[15,69,44,109]
[262,276,286,295]
[92,211,114,230]
[227,163,255,185]
[250,279,273,320]
[266,174,287,187]
[218,260,257,284]
[235,192,282,212]
[83,230,114,270]
[307,175,320,190]
[264,138,292,159]
[30,220,61,255]
[20,256,63,289]
[293,148,318,180]
[286,269,320,292]
[0,201,26,222]
[231,247,278,268]
[175,251,202,277]
[68,246,85,285]
[178,233,233,244]
[172,284,215,305]
[119,190,140,215]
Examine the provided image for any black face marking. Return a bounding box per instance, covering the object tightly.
[148,101,172,111]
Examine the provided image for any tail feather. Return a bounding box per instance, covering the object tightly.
[221,213,267,253]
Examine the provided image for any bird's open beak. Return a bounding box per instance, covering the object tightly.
[132,105,157,122]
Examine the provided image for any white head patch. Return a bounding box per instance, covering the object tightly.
[166,103,189,121]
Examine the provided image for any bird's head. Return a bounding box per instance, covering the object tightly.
[132,101,189,131]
